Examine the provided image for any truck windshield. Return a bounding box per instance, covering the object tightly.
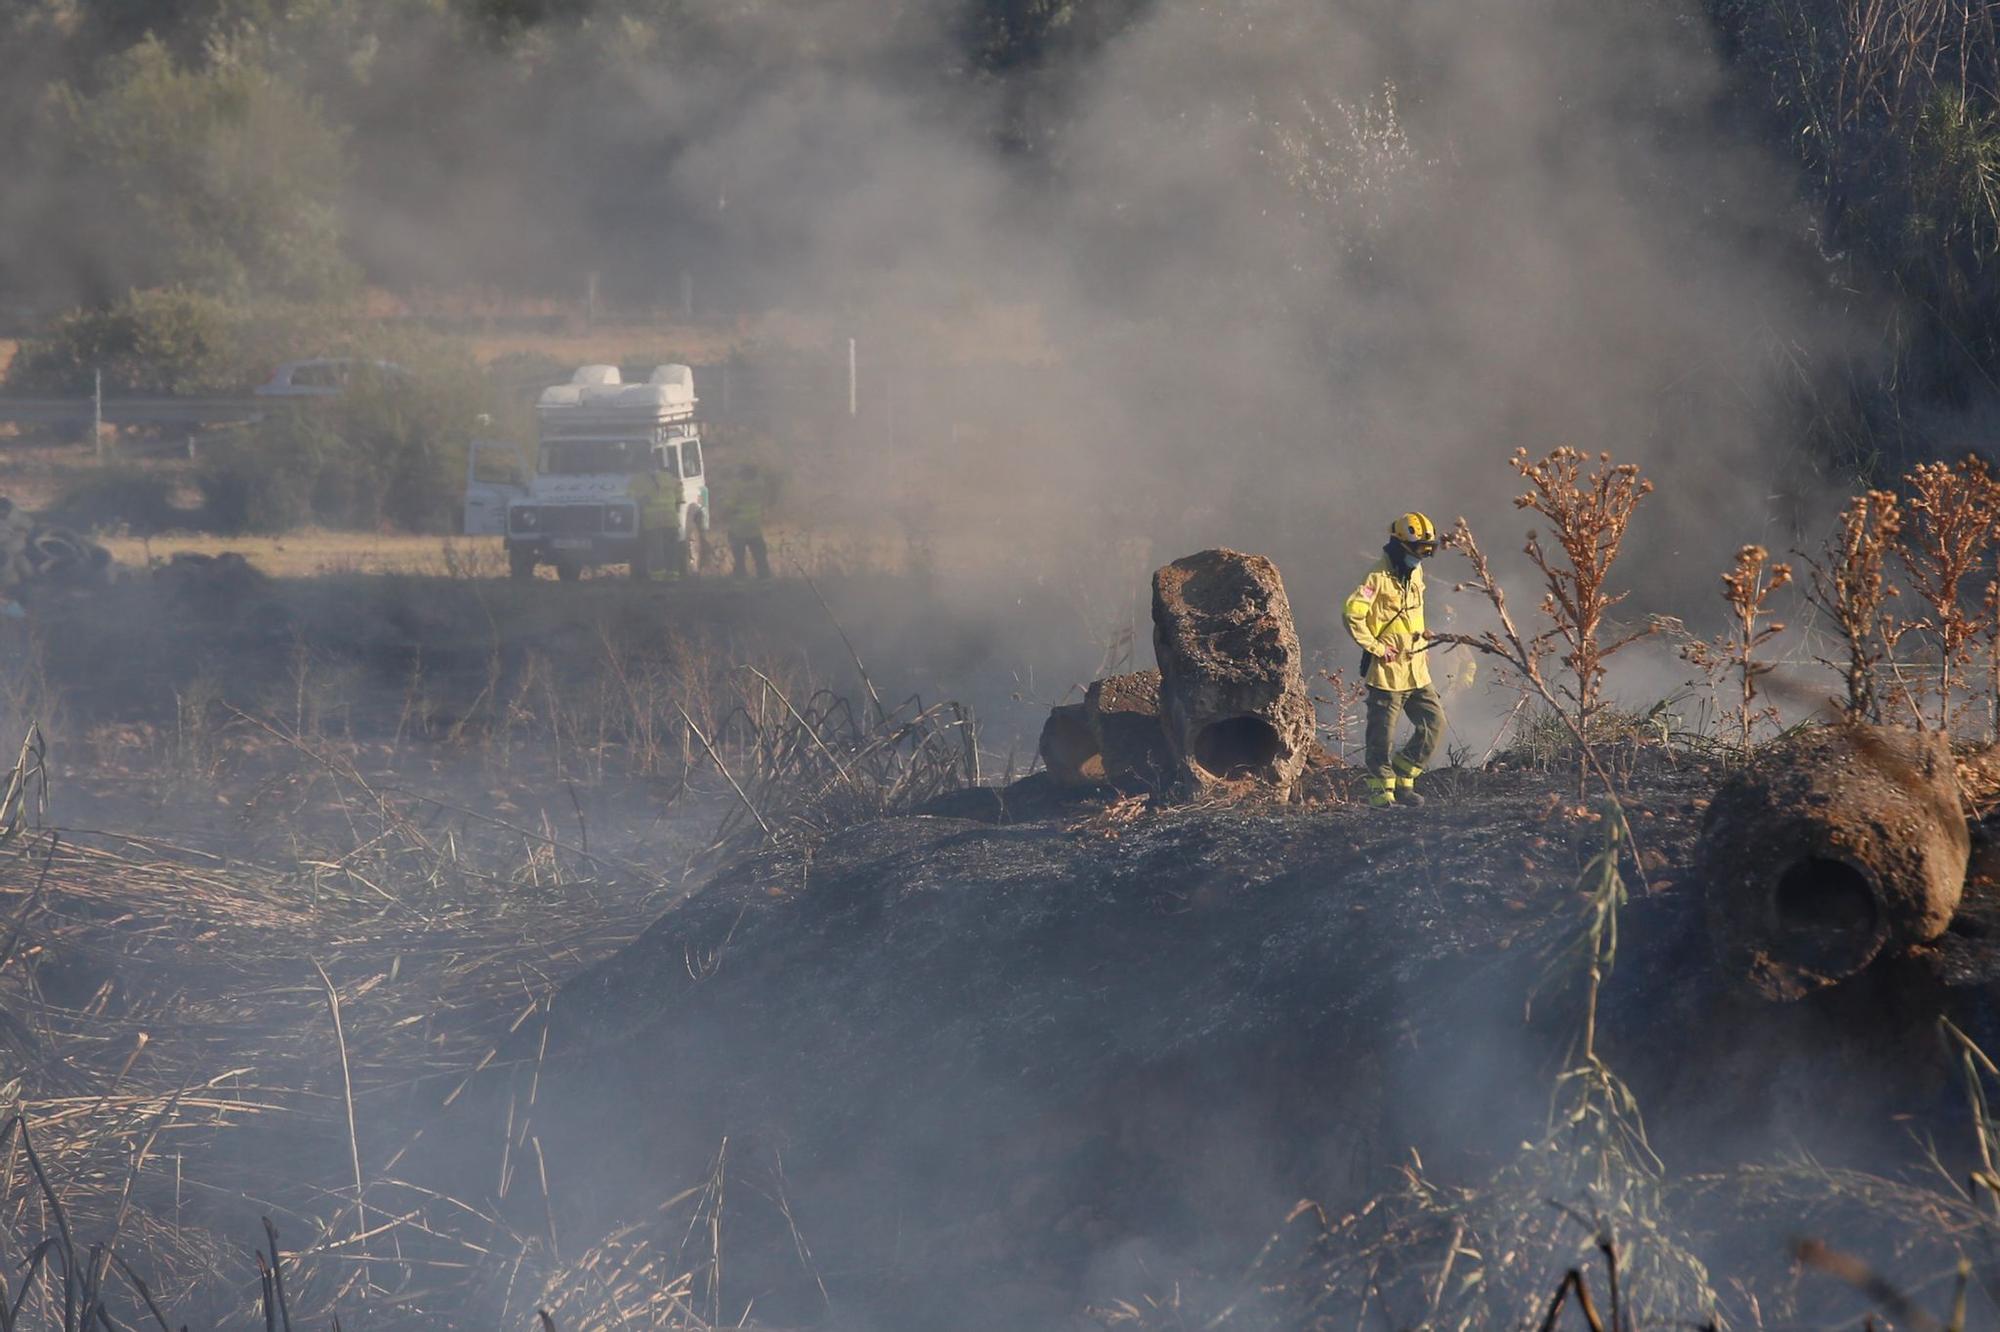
[541,439,650,474]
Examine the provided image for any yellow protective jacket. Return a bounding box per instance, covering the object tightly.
[1343,556,1430,692]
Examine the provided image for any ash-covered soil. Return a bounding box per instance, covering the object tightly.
[495,762,2000,1331]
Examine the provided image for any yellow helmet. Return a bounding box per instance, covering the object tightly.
[1389,511,1439,556]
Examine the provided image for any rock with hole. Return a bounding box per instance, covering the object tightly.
[1150,549,1315,800]
[1698,723,1968,1001]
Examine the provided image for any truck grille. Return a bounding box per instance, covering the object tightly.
[514,504,604,535]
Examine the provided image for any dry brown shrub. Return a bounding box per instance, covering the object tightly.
[1682,545,1792,754]
[1509,447,1656,735]
[1436,517,1626,805]
[1897,455,2000,729]
[1804,489,1903,724]
[1984,577,2000,734]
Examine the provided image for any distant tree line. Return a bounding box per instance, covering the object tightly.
[0,0,1145,310]
[4,0,2000,482]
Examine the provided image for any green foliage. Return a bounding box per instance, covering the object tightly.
[485,349,570,399]
[1714,0,2000,407]
[197,341,491,533]
[1902,90,2000,338]
[457,0,591,38]
[50,38,356,301]
[197,412,350,534]
[7,289,244,395]
[963,0,1143,72]
[47,464,187,535]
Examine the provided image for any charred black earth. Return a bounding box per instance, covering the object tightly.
[458,761,2000,1331]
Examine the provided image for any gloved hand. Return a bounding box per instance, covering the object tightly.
[1377,644,1399,662]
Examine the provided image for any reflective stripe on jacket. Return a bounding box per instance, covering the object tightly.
[1343,557,1430,692]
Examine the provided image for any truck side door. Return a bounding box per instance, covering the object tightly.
[679,436,708,523]
[645,441,684,535]
[463,440,529,536]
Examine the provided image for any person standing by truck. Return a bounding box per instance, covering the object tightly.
[718,458,780,578]
[1342,511,1445,808]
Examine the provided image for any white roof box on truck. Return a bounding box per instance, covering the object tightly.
[537,364,697,421]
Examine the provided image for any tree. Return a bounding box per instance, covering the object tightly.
[6,288,244,395]
[50,39,357,301]
[963,0,1148,72]
[196,334,493,533]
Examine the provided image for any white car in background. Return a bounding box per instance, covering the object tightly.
[253,358,407,398]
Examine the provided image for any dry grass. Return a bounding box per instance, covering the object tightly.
[99,531,506,580]
[460,300,1053,370]
[0,792,690,1326]
[90,525,923,582]
[464,326,745,370]
[0,585,980,1327]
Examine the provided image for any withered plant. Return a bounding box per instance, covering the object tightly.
[1435,518,1629,812]
[1897,456,2000,729]
[1803,489,1903,723]
[1682,546,1793,756]
[1509,448,1656,736]
[1985,578,2000,736]
[1312,665,1368,765]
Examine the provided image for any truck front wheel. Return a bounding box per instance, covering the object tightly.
[509,546,537,582]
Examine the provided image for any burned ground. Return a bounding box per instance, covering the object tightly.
[494,757,2000,1331]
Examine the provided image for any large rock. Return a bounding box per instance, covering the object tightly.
[1149,549,1314,799]
[1038,702,1099,785]
[1699,723,1969,1000]
[1085,671,1172,789]
[1037,671,1173,791]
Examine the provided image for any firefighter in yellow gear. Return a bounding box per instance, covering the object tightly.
[1343,512,1446,807]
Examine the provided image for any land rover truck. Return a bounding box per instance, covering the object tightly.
[463,364,712,581]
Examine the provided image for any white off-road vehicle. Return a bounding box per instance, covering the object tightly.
[463,364,712,581]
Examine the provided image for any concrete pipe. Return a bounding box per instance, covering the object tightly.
[1698,724,1968,1000]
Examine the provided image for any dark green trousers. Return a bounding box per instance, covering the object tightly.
[1365,685,1445,788]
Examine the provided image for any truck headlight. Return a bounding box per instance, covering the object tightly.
[606,505,633,531]
[511,507,538,532]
